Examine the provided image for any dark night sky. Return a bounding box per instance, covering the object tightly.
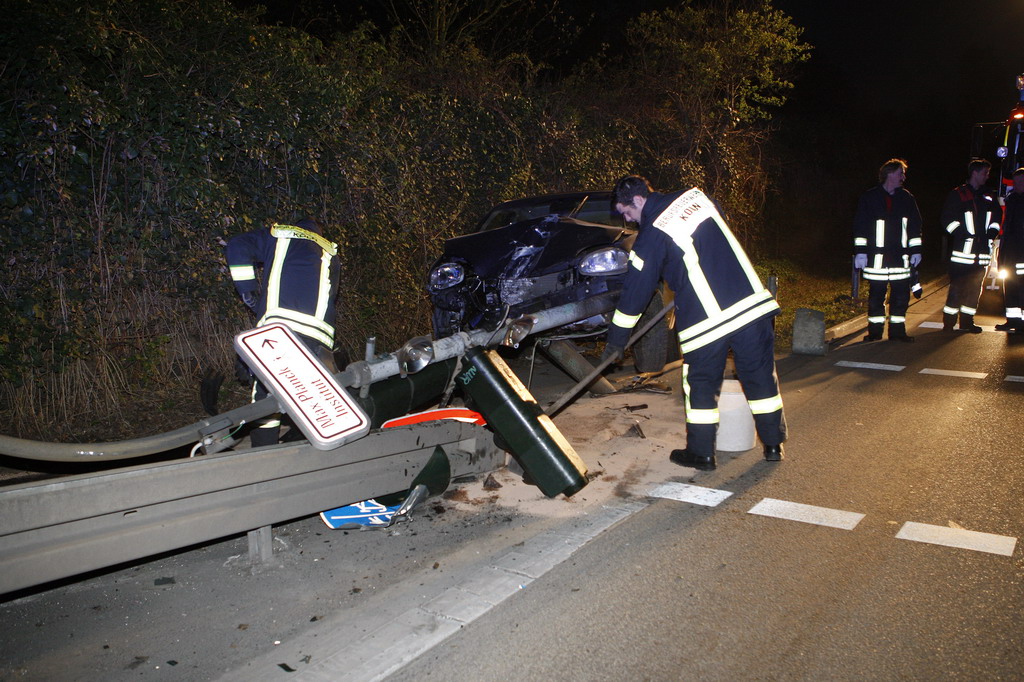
[775,0,1023,194]
[765,0,1023,259]
[241,0,1023,250]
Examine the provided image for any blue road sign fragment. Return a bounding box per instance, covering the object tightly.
[319,499,402,530]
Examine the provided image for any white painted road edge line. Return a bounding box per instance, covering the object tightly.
[748,498,865,530]
[835,360,905,372]
[648,482,733,506]
[1005,375,1024,383]
[918,368,988,379]
[297,500,649,682]
[896,521,1018,556]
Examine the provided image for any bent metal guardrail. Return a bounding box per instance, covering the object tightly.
[0,292,618,595]
[0,420,504,596]
[0,292,617,463]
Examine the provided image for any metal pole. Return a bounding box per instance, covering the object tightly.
[545,301,674,417]
[0,294,620,462]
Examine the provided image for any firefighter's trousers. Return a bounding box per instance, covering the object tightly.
[867,278,910,322]
[681,317,787,457]
[1004,274,1023,320]
[944,263,986,317]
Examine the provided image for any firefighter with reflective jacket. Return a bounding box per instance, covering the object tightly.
[996,167,1024,332]
[601,175,786,472]
[853,158,923,342]
[941,158,1000,333]
[226,218,341,446]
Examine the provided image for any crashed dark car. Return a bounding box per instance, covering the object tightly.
[426,192,673,372]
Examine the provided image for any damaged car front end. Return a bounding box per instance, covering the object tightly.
[428,193,635,339]
[427,192,676,373]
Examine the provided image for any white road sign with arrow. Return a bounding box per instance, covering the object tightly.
[234,323,370,450]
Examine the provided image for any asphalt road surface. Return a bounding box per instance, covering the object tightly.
[2,283,1023,680]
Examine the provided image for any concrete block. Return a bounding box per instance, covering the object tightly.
[792,307,826,356]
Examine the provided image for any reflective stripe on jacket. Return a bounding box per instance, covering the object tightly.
[942,184,1000,266]
[607,189,778,354]
[853,185,923,282]
[226,224,340,348]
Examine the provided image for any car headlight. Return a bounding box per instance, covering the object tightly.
[429,262,465,291]
[578,247,628,275]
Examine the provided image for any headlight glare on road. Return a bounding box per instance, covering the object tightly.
[578,247,628,275]
[429,262,465,291]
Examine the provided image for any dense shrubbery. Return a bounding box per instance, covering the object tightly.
[0,0,808,439]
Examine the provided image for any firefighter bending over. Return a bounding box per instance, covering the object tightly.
[226,218,341,446]
[602,175,787,471]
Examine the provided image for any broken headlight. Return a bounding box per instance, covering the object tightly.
[577,247,628,276]
[429,262,465,291]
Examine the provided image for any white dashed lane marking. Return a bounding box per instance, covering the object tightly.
[918,368,988,379]
[896,521,1018,556]
[651,485,1018,558]
[748,497,865,530]
[835,362,1023,381]
[648,482,732,506]
[835,360,905,372]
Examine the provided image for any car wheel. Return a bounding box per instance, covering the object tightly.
[632,290,675,373]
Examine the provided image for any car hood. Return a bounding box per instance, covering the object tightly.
[437,216,632,279]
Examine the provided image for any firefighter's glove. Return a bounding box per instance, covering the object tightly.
[241,291,258,311]
[600,344,624,366]
[854,254,867,269]
[910,254,921,267]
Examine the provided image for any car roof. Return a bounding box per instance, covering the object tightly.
[485,191,613,209]
[474,192,621,232]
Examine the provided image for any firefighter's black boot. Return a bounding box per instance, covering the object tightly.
[763,443,784,461]
[888,321,914,342]
[959,313,983,333]
[942,313,958,331]
[864,321,884,341]
[670,449,717,471]
[995,319,1014,331]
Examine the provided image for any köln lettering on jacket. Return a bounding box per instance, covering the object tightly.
[653,188,718,237]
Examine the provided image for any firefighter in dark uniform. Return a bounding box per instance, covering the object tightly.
[226,218,341,446]
[996,167,1024,331]
[853,158,923,342]
[941,158,1000,333]
[602,176,786,471]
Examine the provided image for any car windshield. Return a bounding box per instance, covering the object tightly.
[476,194,631,231]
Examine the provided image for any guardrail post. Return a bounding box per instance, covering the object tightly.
[248,525,273,565]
